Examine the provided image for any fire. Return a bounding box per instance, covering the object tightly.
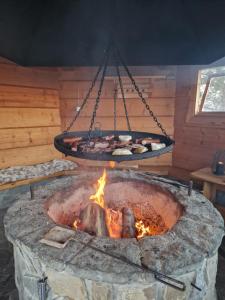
[135,220,152,239]
[89,169,107,208]
[109,161,116,168]
[73,218,80,229]
[73,169,156,239]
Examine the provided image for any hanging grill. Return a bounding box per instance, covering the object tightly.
[54,43,174,162]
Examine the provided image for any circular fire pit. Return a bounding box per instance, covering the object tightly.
[46,171,184,239]
[4,170,224,300]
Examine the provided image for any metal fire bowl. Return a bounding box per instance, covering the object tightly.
[54,130,174,162]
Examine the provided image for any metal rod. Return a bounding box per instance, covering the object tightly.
[191,282,202,291]
[188,180,193,196]
[37,276,47,300]
[73,238,186,291]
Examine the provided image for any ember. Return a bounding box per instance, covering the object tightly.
[135,220,153,239]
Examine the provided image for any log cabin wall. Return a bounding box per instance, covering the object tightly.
[173,66,225,172]
[59,66,176,167]
[0,57,62,169]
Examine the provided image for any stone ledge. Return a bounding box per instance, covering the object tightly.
[0,159,77,186]
[0,175,78,209]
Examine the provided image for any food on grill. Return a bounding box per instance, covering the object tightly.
[151,143,166,151]
[141,138,160,145]
[104,135,115,141]
[63,137,82,144]
[63,134,167,155]
[94,142,109,149]
[112,148,133,155]
[134,145,148,154]
[118,135,132,142]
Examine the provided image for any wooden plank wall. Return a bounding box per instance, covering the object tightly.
[59,66,176,167]
[0,57,62,169]
[173,66,225,171]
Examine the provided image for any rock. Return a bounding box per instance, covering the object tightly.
[46,270,88,300]
[31,176,75,200]
[92,282,112,300]
[0,185,31,209]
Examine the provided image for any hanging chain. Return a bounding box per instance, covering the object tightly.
[116,48,170,139]
[112,43,131,132]
[65,55,106,132]
[113,83,117,131]
[116,64,131,131]
[88,50,109,139]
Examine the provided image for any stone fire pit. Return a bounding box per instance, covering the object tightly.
[4,170,224,300]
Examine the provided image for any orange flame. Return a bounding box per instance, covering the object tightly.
[109,161,116,169]
[73,218,80,229]
[89,169,107,208]
[135,220,152,239]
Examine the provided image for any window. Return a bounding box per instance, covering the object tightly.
[198,66,225,113]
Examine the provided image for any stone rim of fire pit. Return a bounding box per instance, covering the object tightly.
[4,170,225,285]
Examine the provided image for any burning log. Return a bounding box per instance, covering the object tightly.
[80,203,109,237]
[121,207,136,238]
[105,208,123,238]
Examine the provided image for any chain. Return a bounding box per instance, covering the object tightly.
[115,60,131,131]
[113,84,117,131]
[116,49,170,139]
[65,55,106,132]
[88,50,109,139]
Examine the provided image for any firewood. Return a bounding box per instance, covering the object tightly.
[121,207,136,238]
[80,203,109,237]
[105,208,123,238]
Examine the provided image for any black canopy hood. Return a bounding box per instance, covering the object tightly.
[1,0,225,66]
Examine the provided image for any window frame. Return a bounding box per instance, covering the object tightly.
[198,72,225,115]
[185,67,225,128]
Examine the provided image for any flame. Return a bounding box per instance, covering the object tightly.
[105,208,123,238]
[89,169,107,208]
[135,220,152,239]
[109,161,116,169]
[73,218,80,229]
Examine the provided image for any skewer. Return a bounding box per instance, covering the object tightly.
[72,237,186,291]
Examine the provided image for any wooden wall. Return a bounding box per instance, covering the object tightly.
[0,58,61,169]
[173,66,225,171]
[59,66,176,167]
[0,58,177,169]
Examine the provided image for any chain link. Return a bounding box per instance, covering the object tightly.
[88,50,109,139]
[116,49,170,139]
[65,55,106,132]
[116,64,131,131]
[113,84,117,131]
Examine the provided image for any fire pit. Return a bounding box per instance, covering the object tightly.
[46,169,183,239]
[4,170,224,300]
